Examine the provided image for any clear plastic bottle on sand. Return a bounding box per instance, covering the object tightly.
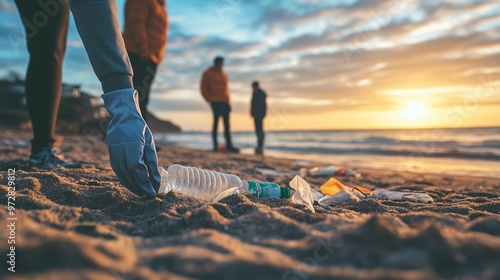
[159,164,292,201]
[370,189,434,203]
[159,164,243,202]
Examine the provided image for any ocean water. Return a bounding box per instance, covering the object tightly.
[156,127,500,178]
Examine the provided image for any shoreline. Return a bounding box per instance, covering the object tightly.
[155,139,500,181]
[1,126,498,182]
[155,128,500,180]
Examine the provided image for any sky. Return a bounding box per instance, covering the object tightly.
[0,0,499,131]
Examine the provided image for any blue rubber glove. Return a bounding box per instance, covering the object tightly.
[101,89,160,198]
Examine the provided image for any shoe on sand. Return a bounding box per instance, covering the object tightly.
[226,146,240,153]
[29,147,82,169]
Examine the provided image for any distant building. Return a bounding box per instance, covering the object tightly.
[0,78,30,128]
[0,77,106,133]
[0,76,181,134]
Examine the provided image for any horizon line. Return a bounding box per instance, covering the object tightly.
[165,125,500,134]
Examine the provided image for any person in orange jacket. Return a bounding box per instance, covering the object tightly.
[123,0,168,123]
[200,56,239,153]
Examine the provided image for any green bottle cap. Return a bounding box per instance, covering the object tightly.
[280,186,291,199]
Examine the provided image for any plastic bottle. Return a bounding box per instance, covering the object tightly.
[159,164,292,201]
[308,166,339,176]
[302,166,359,177]
[241,180,291,199]
[370,189,434,203]
[159,164,243,202]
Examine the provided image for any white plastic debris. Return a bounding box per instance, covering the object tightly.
[318,188,364,206]
[310,188,325,202]
[308,166,339,176]
[370,189,434,203]
[256,168,298,177]
[293,160,311,167]
[289,175,315,213]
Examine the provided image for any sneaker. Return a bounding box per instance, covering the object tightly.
[29,147,82,169]
[226,146,240,153]
[255,147,264,155]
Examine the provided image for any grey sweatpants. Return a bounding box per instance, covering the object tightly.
[69,0,133,92]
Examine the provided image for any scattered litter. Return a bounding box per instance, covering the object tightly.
[320,177,371,196]
[289,175,315,213]
[0,139,30,147]
[317,177,369,206]
[441,193,457,201]
[256,168,298,177]
[293,160,311,167]
[320,177,344,196]
[370,189,434,203]
[310,188,324,202]
[242,180,291,198]
[334,168,359,177]
[318,187,365,206]
[160,165,242,201]
[160,163,432,209]
[308,165,339,176]
[301,166,360,177]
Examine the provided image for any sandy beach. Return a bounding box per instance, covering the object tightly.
[1,128,500,280]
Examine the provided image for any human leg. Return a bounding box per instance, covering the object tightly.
[15,0,69,155]
[222,103,239,153]
[254,116,264,148]
[129,53,157,122]
[128,53,147,119]
[210,103,222,151]
[222,105,231,147]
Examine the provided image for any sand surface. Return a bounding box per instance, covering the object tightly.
[1,129,500,280]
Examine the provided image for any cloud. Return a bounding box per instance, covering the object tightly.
[139,1,500,120]
[0,0,16,14]
[0,0,499,129]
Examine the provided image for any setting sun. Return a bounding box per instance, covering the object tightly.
[404,101,427,118]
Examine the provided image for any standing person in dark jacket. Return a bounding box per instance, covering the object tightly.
[250,81,267,155]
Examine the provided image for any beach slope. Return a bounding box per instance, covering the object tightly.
[1,130,500,280]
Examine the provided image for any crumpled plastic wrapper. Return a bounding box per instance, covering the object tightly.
[318,187,365,206]
[289,175,315,213]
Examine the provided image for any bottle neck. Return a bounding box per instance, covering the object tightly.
[280,186,291,199]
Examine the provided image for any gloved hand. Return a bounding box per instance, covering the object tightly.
[101,89,160,198]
